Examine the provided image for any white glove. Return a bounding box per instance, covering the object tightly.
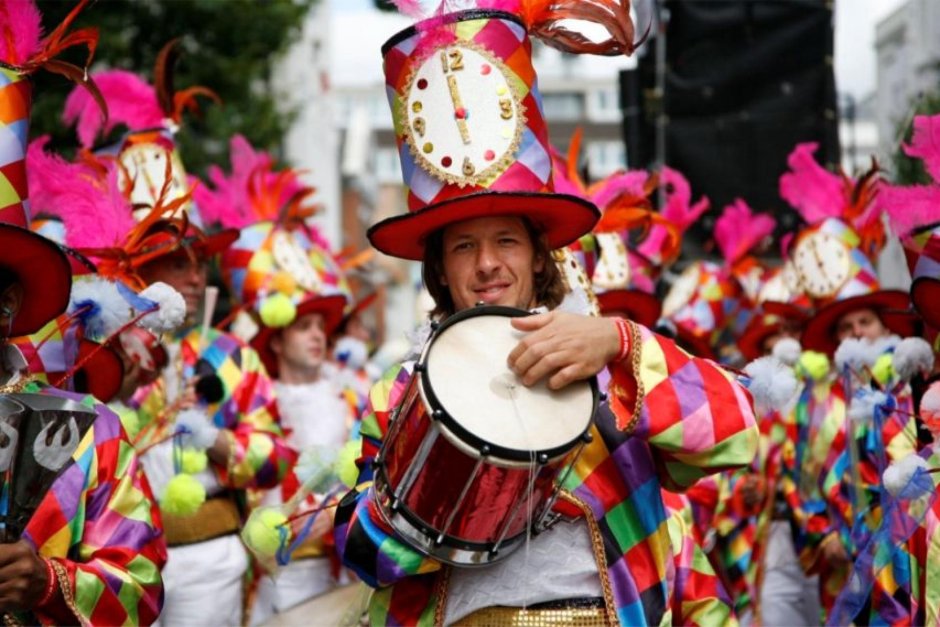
[175,409,220,450]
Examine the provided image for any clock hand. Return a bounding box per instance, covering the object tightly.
[446,74,472,145]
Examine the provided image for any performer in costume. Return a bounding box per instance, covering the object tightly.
[62,67,295,626]
[334,4,759,625]
[195,135,358,623]
[0,3,166,623]
[777,142,920,619]
[842,112,940,625]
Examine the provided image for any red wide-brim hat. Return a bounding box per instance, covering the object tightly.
[801,290,916,355]
[596,290,662,329]
[911,276,940,330]
[251,294,348,378]
[0,224,72,337]
[368,191,600,261]
[738,302,810,362]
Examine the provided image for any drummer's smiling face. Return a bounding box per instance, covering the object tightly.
[441,216,542,312]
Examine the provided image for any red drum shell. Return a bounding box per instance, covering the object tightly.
[382,377,563,546]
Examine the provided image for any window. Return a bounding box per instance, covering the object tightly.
[541,92,584,120]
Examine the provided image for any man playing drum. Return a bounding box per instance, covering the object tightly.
[335,3,759,625]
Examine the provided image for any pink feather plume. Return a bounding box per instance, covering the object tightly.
[714,199,776,264]
[879,182,940,238]
[660,166,709,231]
[0,0,42,66]
[778,142,845,224]
[63,70,164,148]
[592,171,648,209]
[26,137,135,248]
[903,114,940,183]
[194,135,314,230]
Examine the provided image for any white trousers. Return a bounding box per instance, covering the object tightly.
[759,521,822,627]
[157,534,249,627]
[250,558,335,626]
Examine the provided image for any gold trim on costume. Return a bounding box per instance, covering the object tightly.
[162,496,241,547]
[452,605,609,626]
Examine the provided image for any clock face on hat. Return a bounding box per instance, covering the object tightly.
[272,231,320,292]
[119,144,189,220]
[663,263,701,318]
[404,42,525,187]
[592,233,630,290]
[792,231,851,298]
[759,261,800,304]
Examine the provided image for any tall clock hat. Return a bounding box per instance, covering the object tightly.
[368,1,642,261]
[881,113,940,330]
[0,0,104,336]
[550,130,677,327]
[203,136,351,377]
[61,43,236,262]
[780,143,915,355]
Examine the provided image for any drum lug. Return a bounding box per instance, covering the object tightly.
[537,453,549,465]
[390,498,400,512]
[432,409,443,421]
[413,362,425,373]
[480,444,491,456]
[429,320,440,331]
[581,431,593,444]
[598,392,608,402]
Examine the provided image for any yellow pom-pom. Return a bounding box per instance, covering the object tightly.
[336,439,362,489]
[243,508,291,558]
[270,272,297,295]
[796,351,830,381]
[181,449,208,474]
[260,293,297,328]
[872,353,894,386]
[161,474,206,517]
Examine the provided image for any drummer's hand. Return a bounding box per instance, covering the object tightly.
[508,311,619,390]
[0,540,51,611]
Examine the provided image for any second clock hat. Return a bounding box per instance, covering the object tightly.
[369,7,639,261]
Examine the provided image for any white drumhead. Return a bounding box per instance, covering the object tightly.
[425,313,594,453]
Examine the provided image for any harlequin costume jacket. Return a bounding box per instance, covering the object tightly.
[131,327,294,503]
[334,324,759,625]
[12,381,166,626]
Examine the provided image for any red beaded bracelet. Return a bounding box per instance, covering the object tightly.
[614,317,631,362]
[37,557,57,607]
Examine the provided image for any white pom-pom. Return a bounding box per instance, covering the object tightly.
[69,277,133,341]
[834,338,871,373]
[892,337,935,382]
[771,338,802,367]
[848,389,888,424]
[883,454,930,498]
[743,356,799,413]
[334,336,370,370]
[137,282,186,333]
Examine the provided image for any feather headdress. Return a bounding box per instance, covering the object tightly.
[714,199,776,265]
[26,137,189,288]
[779,142,885,257]
[193,135,319,235]
[881,114,940,237]
[0,0,103,107]
[388,0,643,57]
[62,40,219,149]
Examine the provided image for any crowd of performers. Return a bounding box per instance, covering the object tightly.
[3,0,940,625]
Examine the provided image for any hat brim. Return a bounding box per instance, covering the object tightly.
[252,294,348,378]
[187,228,240,258]
[50,340,124,403]
[367,192,600,261]
[596,290,662,328]
[801,290,916,355]
[911,277,940,329]
[738,319,786,362]
[0,224,72,336]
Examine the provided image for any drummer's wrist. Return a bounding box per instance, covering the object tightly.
[613,317,632,363]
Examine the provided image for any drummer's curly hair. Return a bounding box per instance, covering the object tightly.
[422,217,566,319]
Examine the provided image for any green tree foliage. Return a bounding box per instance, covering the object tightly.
[31,0,315,176]
[891,90,940,185]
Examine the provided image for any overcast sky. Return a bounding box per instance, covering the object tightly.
[330,0,909,99]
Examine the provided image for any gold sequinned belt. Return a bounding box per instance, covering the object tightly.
[452,598,610,627]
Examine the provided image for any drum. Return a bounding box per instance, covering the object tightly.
[373,306,597,567]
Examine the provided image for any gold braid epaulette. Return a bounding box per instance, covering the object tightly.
[623,320,645,436]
